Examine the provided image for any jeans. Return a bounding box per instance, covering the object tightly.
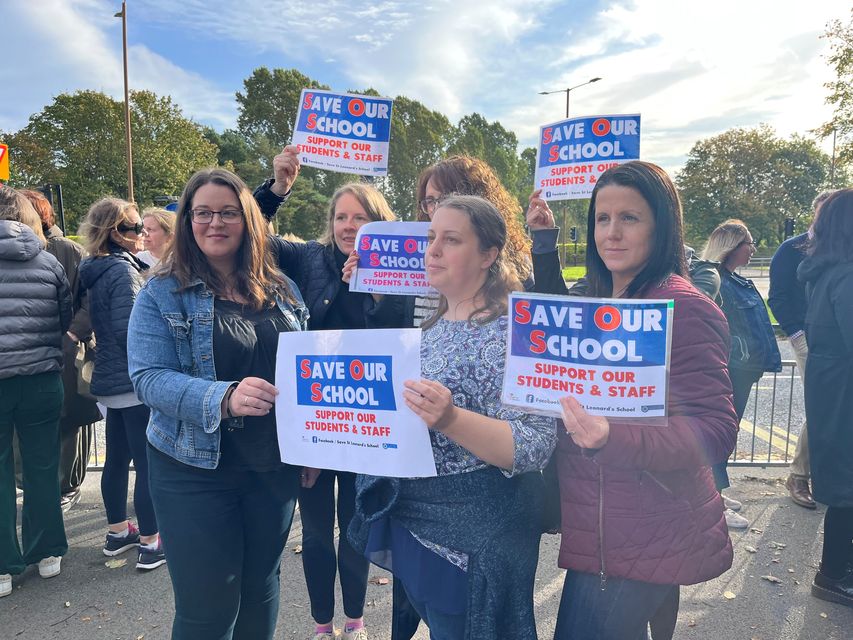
[392,577,423,640]
[0,372,67,575]
[788,333,811,478]
[148,445,300,640]
[713,367,762,491]
[554,570,679,640]
[299,470,369,623]
[402,580,466,640]
[101,405,157,535]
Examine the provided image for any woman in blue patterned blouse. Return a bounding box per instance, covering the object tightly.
[350,195,556,640]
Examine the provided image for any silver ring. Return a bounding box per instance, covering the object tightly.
[243,395,248,406]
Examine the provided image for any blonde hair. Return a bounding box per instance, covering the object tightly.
[142,207,176,237]
[701,219,750,264]
[319,182,396,246]
[79,198,139,256]
[0,185,47,246]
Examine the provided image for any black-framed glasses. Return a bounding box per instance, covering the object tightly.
[419,196,442,216]
[117,222,144,235]
[739,240,757,248]
[190,208,244,224]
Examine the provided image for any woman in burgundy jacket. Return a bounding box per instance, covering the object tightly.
[528,161,738,640]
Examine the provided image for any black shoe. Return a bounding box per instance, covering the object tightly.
[812,569,853,608]
[136,540,166,571]
[60,490,81,513]
[103,522,140,556]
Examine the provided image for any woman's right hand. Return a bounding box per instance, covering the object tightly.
[341,251,359,284]
[228,377,279,417]
[526,189,556,230]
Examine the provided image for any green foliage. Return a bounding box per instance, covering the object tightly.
[276,175,329,241]
[676,125,829,246]
[818,8,853,173]
[7,90,217,232]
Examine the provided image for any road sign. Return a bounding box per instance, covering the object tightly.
[0,144,9,181]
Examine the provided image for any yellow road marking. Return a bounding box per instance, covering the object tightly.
[738,418,798,451]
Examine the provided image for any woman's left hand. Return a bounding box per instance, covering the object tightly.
[560,396,610,449]
[341,251,359,284]
[404,379,457,432]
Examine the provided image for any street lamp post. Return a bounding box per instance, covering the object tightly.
[538,77,602,265]
[115,1,134,202]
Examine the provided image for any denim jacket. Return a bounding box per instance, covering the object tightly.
[127,274,308,469]
[719,269,781,374]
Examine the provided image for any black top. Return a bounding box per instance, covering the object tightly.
[322,245,369,330]
[213,298,289,471]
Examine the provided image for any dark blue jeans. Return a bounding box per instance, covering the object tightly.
[714,367,761,491]
[101,404,157,534]
[298,470,369,623]
[402,580,466,640]
[148,445,300,640]
[554,570,679,640]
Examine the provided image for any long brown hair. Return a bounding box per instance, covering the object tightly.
[167,168,294,310]
[421,195,521,329]
[415,155,531,282]
[0,185,46,246]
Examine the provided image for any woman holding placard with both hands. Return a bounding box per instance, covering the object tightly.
[528,161,738,640]
[348,195,556,640]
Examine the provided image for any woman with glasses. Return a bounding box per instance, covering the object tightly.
[701,220,781,529]
[79,199,164,570]
[128,168,309,639]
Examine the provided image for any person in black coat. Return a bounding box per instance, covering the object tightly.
[79,198,163,571]
[798,188,853,608]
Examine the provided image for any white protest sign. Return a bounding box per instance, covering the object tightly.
[502,292,673,418]
[276,328,437,477]
[534,114,641,200]
[350,221,437,297]
[292,89,393,176]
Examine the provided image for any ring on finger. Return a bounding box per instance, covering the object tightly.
[243,395,248,406]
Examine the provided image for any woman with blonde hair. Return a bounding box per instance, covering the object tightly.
[137,207,175,267]
[701,219,781,529]
[0,186,71,595]
[79,198,164,569]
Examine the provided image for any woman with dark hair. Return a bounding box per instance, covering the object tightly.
[128,168,309,639]
[542,161,738,639]
[20,190,100,510]
[0,186,71,596]
[701,219,781,529]
[79,198,164,570]
[349,195,556,640]
[798,188,853,608]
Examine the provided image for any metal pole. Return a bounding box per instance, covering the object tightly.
[830,128,837,189]
[118,2,134,202]
[565,89,570,119]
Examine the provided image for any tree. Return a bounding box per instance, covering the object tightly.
[8,90,218,231]
[448,113,525,198]
[276,175,329,241]
[676,125,829,246]
[203,128,268,187]
[818,8,853,172]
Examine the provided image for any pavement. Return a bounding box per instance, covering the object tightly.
[2,466,852,639]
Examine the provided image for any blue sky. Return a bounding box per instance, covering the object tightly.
[3,0,849,173]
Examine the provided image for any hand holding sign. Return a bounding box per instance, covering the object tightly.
[228,376,279,417]
[560,396,610,449]
[404,379,457,432]
[341,251,358,284]
[526,189,556,230]
[271,145,301,197]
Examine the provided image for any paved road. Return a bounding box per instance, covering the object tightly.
[3,467,851,639]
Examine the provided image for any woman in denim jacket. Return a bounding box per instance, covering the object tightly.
[702,219,781,529]
[128,168,308,640]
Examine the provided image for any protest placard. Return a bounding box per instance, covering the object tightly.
[502,292,673,418]
[292,89,393,176]
[276,328,437,477]
[534,114,641,200]
[349,221,437,297]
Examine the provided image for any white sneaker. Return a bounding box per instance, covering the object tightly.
[342,628,369,640]
[0,574,11,597]
[37,556,61,578]
[724,508,749,529]
[722,495,742,512]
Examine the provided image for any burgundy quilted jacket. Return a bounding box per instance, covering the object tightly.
[557,275,737,586]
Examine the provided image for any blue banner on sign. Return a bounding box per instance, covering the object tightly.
[295,92,392,143]
[537,114,641,169]
[296,355,397,410]
[510,297,669,367]
[357,233,427,272]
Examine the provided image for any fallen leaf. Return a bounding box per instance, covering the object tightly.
[761,575,783,584]
[292,545,302,554]
[64,602,70,608]
[369,576,390,585]
[820,612,828,618]
[768,541,787,550]
[116,601,123,606]
[750,528,764,534]
[105,558,127,569]
[744,545,758,553]
[81,617,92,623]
[688,620,697,627]
[787,569,795,573]
[723,591,737,600]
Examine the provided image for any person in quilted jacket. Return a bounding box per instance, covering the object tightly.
[529,161,738,639]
